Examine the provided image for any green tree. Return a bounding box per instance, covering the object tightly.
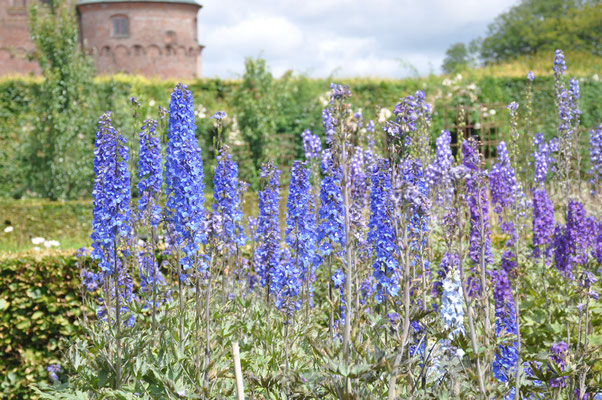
[442,42,470,73]
[24,0,97,199]
[479,0,602,63]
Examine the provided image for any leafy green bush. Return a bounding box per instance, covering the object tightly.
[0,252,83,399]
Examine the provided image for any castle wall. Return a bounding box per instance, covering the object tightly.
[0,0,41,75]
[77,2,203,79]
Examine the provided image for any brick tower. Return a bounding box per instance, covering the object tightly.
[77,0,203,79]
[0,0,40,75]
[0,0,204,79]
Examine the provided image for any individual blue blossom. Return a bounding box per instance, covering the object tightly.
[211,111,226,120]
[91,112,132,274]
[285,161,317,305]
[317,149,345,256]
[491,269,519,386]
[164,83,206,272]
[589,124,602,192]
[462,139,493,266]
[47,364,61,383]
[137,119,162,227]
[527,71,535,81]
[213,146,246,256]
[301,129,322,160]
[366,120,375,133]
[254,163,282,292]
[368,159,399,303]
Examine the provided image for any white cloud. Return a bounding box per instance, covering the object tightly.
[197,0,519,78]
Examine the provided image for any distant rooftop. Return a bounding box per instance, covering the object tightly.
[77,0,201,6]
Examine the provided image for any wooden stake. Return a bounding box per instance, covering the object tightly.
[232,341,244,400]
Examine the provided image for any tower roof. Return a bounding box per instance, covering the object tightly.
[77,0,201,7]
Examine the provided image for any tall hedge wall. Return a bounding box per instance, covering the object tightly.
[1,73,600,198]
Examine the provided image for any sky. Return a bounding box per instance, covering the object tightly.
[196,0,519,79]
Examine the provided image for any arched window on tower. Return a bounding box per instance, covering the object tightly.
[111,15,129,38]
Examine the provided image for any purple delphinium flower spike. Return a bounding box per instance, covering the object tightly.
[491,270,519,386]
[91,112,132,274]
[302,129,322,161]
[213,146,246,257]
[462,139,493,266]
[164,83,206,273]
[589,124,602,193]
[137,119,162,227]
[368,159,399,303]
[254,162,282,293]
[317,149,345,257]
[284,161,317,307]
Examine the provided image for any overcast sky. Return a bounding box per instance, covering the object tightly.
[196,0,519,79]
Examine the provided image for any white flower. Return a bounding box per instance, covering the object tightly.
[592,74,599,82]
[4,226,13,233]
[378,108,392,123]
[138,239,146,247]
[149,99,156,107]
[489,109,496,116]
[442,79,452,87]
[33,246,41,252]
[31,237,45,245]
[195,104,207,119]
[46,240,60,248]
[467,83,477,91]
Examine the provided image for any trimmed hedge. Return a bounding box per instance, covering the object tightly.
[0,252,82,399]
[1,71,601,198]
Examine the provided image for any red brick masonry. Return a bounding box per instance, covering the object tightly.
[0,0,203,79]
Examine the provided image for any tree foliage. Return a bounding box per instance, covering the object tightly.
[444,0,602,67]
[442,42,470,73]
[479,0,602,63]
[25,0,96,199]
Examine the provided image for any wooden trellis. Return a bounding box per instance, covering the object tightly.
[443,103,506,159]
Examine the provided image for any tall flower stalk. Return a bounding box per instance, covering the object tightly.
[136,118,163,335]
[91,112,132,389]
[254,162,281,306]
[285,161,317,317]
[164,83,206,355]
